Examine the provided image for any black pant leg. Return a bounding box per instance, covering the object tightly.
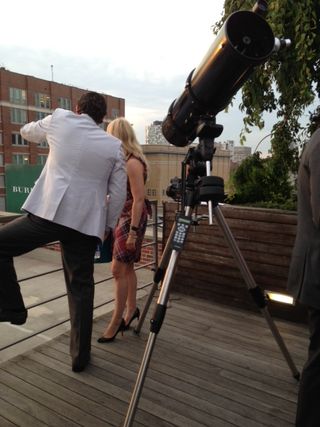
[296,307,320,427]
[60,233,98,366]
[0,214,59,310]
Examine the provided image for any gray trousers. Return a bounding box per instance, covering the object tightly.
[296,307,320,427]
[0,213,98,367]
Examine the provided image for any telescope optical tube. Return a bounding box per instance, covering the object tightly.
[162,10,275,147]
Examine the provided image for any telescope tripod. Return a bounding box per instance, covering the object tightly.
[123,177,300,427]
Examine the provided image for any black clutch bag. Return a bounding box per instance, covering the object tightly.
[94,233,113,263]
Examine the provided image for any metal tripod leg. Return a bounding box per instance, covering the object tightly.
[134,224,176,335]
[123,238,183,427]
[123,203,299,426]
[213,204,300,379]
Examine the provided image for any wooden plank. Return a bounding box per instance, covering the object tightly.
[0,397,48,427]
[90,327,297,426]
[0,293,308,427]
[37,340,228,427]
[2,362,121,427]
[0,377,75,427]
[0,368,107,427]
[24,345,200,427]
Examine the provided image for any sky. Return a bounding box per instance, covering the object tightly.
[0,0,290,154]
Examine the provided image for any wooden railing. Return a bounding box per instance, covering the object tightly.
[163,202,307,323]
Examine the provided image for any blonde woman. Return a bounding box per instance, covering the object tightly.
[98,118,151,343]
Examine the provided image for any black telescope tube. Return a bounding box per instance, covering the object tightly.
[162,10,275,147]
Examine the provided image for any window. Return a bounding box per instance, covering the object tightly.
[38,140,49,148]
[0,132,2,145]
[0,154,3,166]
[12,154,29,165]
[12,133,28,146]
[11,108,27,124]
[37,155,47,165]
[148,189,157,197]
[36,111,49,120]
[35,93,51,109]
[0,174,4,187]
[111,108,120,118]
[9,87,27,105]
[58,97,71,110]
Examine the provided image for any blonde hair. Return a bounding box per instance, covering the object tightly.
[107,118,148,169]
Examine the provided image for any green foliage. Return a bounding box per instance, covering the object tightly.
[214,0,320,157]
[214,0,319,207]
[227,152,296,210]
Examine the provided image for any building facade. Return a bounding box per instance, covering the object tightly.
[145,120,169,145]
[215,140,252,164]
[0,67,125,211]
[232,145,252,163]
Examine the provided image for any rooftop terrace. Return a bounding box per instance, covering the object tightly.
[0,248,308,427]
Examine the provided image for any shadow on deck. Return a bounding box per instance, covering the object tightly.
[0,292,308,427]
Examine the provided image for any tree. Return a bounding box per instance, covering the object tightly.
[214,0,320,202]
[228,152,296,209]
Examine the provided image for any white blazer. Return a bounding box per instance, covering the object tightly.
[20,108,126,241]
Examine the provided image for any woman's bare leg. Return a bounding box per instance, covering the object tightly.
[124,263,137,324]
[100,259,129,338]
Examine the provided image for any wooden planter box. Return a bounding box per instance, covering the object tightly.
[163,202,307,323]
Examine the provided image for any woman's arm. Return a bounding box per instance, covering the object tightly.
[128,157,145,227]
[126,157,145,249]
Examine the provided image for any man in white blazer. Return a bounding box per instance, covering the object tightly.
[0,92,126,372]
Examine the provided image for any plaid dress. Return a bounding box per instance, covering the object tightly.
[113,157,151,264]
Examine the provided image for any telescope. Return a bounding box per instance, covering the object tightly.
[162,1,291,147]
[123,5,299,427]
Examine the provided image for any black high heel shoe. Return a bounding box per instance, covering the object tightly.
[97,318,126,343]
[124,307,140,330]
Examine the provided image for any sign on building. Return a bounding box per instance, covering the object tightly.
[5,164,43,213]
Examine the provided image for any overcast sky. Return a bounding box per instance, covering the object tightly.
[0,0,283,153]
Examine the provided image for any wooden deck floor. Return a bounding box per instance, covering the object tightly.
[0,293,308,427]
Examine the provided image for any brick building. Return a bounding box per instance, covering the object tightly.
[0,67,125,210]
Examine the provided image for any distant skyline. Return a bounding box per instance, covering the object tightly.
[0,0,306,154]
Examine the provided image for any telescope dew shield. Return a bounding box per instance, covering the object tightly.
[162,10,275,147]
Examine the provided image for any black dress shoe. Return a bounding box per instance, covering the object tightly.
[72,362,88,373]
[72,357,90,373]
[0,308,27,325]
[97,318,126,343]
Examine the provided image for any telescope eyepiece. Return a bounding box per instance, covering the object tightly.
[273,37,291,52]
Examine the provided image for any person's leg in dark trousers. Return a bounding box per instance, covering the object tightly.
[60,233,98,372]
[296,306,320,427]
[0,213,98,370]
[0,214,61,322]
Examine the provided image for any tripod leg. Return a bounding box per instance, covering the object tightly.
[213,205,300,380]
[134,220,177,334]
[123,250,181,427]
